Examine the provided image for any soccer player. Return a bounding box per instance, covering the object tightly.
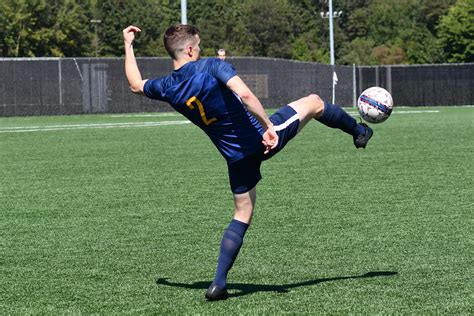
[123,24,373,301]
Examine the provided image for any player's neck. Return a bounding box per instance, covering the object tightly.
[173,57,195,70]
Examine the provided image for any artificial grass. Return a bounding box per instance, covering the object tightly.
[0,107,472,313]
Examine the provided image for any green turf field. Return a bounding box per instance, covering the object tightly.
[1,107,472,313]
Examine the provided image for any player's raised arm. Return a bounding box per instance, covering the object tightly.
[226,75,278,154]
[123,25,148,95]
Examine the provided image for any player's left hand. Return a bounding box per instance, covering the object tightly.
[262,125,278,154]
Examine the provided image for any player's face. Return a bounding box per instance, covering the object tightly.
[192,35,201,60]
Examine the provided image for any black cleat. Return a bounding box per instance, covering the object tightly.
[353,123,373,149]
[205,284,229,301]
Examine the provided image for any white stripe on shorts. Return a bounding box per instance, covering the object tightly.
[273,114,299,131]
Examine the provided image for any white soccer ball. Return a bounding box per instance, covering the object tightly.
[357,87,393,123]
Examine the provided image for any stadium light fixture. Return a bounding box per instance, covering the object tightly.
[320,11,343,19]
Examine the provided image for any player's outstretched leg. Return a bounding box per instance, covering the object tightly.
[289,94,373,148]
[316,100,373,148]
[352,122,373,148]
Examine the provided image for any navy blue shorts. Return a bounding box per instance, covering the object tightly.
[227,105,300,194]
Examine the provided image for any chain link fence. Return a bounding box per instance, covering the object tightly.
[0,57,472,117]
[357,63,474,106]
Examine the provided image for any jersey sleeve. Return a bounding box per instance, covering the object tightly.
[143,78,164,100]
[209,59,237,84]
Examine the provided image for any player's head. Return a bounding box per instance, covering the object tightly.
[164,24,201,61]
[217,48,226,60]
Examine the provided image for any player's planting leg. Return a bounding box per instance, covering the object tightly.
[206,189,255,301]
[206,219,248,301]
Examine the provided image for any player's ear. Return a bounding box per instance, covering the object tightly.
[186,46,193,57]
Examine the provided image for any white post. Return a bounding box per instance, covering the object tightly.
[329,0,335,66]
[328,0,336,104]
[387,66,392,94]
[181,0,187,25]
[353,64,356,107]
[332,72,336,104]
[58,58,62,106]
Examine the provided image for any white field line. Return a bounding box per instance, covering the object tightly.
[0,109,443,133]
[111,109,441,118]
[108,113,181,117]
[0,120,190,133]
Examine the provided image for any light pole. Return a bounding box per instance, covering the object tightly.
[328,0,335,67]
[181,0,187,24]
[320,0,343,103]
[90,19,101,57]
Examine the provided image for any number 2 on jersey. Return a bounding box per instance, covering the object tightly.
[185,96,217,125]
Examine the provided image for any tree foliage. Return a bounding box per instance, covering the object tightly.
[0,0,471,64]
[437,0,474,62]
[0,0,93,57]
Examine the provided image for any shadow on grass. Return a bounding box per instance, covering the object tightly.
[156,271,398,298]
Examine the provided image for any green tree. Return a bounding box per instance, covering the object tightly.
[396,26,443,64]
[342,0,443,64]
[237,0,301,58]
[437,0,474,62]
[0,0,465,63]
[97,0,136,56]
[344,7,370,41]
[372,44,407,64]
[292,30,329,63]
[40,0,94,57]
[132,1,179,57]
[186,0,241,56]
[339,38,378,65]
[420,0,456,33]
[97,0,183,57]
[0,1,31,56]
[0,0,93,57]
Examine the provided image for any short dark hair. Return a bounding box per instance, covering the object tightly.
[164,24,200,59]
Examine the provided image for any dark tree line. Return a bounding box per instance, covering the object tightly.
[0,0,472,64]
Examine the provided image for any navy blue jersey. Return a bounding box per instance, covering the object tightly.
[143,58,264,163]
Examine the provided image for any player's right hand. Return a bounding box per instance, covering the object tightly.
[262,125,278,154]
[123,25,141,45]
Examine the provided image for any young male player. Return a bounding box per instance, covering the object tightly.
[123,24,373,301]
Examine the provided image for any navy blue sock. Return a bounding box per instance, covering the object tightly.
[316,101,365,136]
[213,219,249,289]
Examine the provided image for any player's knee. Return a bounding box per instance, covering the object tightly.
[235,201,253,214]
[234,200,254,223]
[234,207,253,224]
[307,94,324,116]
